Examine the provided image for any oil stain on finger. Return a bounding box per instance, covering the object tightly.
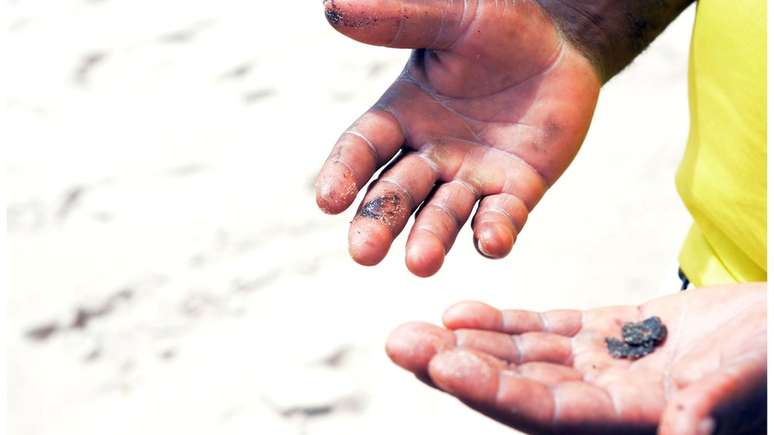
[324,0,344,25]
[358,192,404,227]
[324,0,378,28]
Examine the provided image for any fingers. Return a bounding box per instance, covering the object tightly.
[471,193,529,259]
[386,322,577,377]
[443,301,583,336]
[405,180,477,277]
[453,146,546,260]
[431,349,643,434]
[349,152,437,265]
[385,322,457,374]
[454,329,574,366]
[430,348,625,432]
[517,361,583,385]
[316,109,405,214]
[387,322,626,433]
[323,0,470,49]
[659,356,766,435]
[427,349,570,433]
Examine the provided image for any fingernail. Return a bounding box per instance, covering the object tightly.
[475,238,495,258]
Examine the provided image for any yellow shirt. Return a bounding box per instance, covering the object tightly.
[676,0,767,286]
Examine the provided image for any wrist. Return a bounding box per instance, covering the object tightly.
[533,0,695,82]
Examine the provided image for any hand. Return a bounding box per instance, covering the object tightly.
[386,284,766,434]
[315,0,600,276]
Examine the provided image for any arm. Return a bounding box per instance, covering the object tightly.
[316,0,695,276]
[536,0,696,81]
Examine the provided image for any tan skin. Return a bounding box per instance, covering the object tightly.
[316,0,598,277]
[386,283,766,435]
[315,0,766,433]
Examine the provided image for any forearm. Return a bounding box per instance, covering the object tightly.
[534,0,695,82]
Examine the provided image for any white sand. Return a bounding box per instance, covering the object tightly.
[6,1,695,434]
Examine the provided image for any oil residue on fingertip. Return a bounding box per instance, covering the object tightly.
[323,0,378,28]
[324,1,343,25]
[358,193,402,224]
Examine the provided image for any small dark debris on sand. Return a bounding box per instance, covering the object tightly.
[74,52,107,85]
[25,322,60,341]
[606,316,667,359]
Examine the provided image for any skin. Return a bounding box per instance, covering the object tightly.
[316,2,765,433]
[386,283,767,435]
[315,0,693,277]
[534,0,695,80]
[316,0,599,277]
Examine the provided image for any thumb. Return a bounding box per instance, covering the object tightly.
[659,356,766,435]
[323,0,470,49]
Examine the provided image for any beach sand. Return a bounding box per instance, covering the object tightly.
[6,1,694,434]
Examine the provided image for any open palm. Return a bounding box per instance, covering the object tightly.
[316,0,600,276]
[386,284,766,434]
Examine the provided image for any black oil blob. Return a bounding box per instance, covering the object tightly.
[622,316,667,345]
[358,193,400,220]
[605,316,667,359]
[325,3,343,25]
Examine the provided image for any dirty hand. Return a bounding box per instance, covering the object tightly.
[386,283,766,434]
[315,0,599,276]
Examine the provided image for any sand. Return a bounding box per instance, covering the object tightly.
[6,1,695,434]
